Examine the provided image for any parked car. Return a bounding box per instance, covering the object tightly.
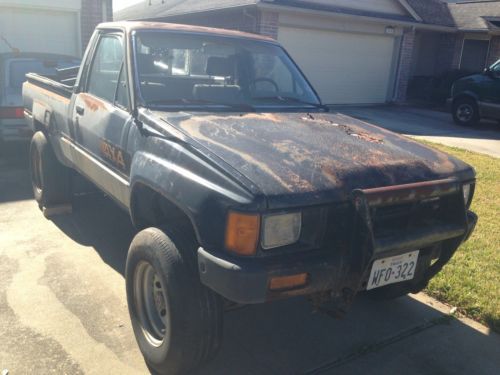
[23,22,477,375]
[448,59,500,126]
[0,52,79,144]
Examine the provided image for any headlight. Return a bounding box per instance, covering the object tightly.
[262,212,301,249]
[462,183,473,208]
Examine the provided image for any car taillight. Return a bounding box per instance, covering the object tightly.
[0,107,24,119]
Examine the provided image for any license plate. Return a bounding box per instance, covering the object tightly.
[367,250,419,290]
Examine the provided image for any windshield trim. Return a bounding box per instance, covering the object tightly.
[130,29,323,113]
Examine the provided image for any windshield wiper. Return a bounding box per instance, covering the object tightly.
[253,96,329,111]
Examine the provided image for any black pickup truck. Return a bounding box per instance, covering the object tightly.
[23,22,477,375]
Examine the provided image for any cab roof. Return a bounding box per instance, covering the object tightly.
[97,21,277,43]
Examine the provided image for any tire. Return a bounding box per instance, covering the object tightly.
[452,97,480,127]
[29,131,71,208]
[126,227,223,375]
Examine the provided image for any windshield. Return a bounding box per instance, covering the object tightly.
[133,31,321,111]
[7,58,79,88]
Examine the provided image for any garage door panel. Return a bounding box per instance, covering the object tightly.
[279,26,395,104]
[0,8,78,56]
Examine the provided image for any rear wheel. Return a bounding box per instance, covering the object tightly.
[126,227,223,375]
[452,97,479,127]
[29,131,71,209]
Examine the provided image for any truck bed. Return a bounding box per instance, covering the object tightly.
[25,66,77,99]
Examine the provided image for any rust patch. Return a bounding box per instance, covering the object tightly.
[80,93,107,112]
[27,82,71,104]
[300,113,383,144]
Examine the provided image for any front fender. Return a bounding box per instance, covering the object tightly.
[129,141,263,250]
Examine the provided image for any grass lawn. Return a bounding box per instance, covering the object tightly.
[420,142,499,333]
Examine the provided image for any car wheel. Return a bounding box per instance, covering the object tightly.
[29,131,71,209]
[126,227,223,375]
[452,98,479,126]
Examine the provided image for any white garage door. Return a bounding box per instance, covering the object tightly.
[278,26,396,104]
[0,7,79,56]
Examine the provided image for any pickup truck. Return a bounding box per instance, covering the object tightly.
[23,22,477,375]
[449,58,500,126]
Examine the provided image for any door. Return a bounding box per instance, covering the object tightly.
[72,32,133,204]
[278,26,396,104]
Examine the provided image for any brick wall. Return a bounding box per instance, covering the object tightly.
[450,33,464,70]
[487,36,500,66]
[163,7,279,39]
[394,28,416,102]
[435,33,459,74]
[81,0,113,52]
[257,10,279,39]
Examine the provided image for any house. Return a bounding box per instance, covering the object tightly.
[0,0,113,57]
[115,0,500,105]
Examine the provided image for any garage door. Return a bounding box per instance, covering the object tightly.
[0,7,79,56]
[278,26,396,104]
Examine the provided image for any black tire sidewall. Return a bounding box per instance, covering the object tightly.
[125,227,222,375]
[29,131,70,207]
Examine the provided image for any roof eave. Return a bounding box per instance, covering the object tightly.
[257,3,456,32]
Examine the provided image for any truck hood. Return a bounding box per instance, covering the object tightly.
[156,111,474,208]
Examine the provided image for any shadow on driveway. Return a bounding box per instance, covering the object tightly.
[50,193,500,375]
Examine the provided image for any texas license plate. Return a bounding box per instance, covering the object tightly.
[367,250,419,290]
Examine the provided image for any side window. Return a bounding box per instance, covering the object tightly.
[87,35,124,103]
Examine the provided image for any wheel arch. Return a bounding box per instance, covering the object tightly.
[130,182,199,243]
[452,91,479,106]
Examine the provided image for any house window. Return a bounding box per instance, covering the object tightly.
[460,39,490,72]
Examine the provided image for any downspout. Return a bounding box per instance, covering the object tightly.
[392,25,415,102]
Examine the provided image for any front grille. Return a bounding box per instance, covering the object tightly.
[371,196,443,240]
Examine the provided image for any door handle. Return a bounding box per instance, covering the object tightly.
[76,105,85,116]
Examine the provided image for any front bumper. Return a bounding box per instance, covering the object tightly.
[198,209,477,305]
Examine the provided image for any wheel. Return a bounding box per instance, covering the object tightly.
[452,97,479,126]
[126,227,223,375]
[29,131,71,208]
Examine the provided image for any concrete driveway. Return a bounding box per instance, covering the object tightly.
[337,106,500,158]
[1,149,499,375]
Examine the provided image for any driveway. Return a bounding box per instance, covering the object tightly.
[1,149,499,375]
[337,106,500,158]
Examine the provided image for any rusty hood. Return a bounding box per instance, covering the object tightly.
[156,111,474,208]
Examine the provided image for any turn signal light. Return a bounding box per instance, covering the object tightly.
[225,211,260,256]
[269,273,308,291]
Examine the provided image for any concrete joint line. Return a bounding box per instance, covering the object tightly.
[303,315,452,374]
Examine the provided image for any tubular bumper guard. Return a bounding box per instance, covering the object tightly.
[198,179,477,305]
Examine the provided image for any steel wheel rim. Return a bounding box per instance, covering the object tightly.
[31,147,43,194]
[457,104,473,122]
[133,261,168,347]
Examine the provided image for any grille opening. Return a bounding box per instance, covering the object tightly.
[370,194,461,241]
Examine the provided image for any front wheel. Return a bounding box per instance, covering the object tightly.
[126,227,223,375]
[452,98,479,127]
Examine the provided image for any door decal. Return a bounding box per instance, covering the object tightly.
[99,139,130,173]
